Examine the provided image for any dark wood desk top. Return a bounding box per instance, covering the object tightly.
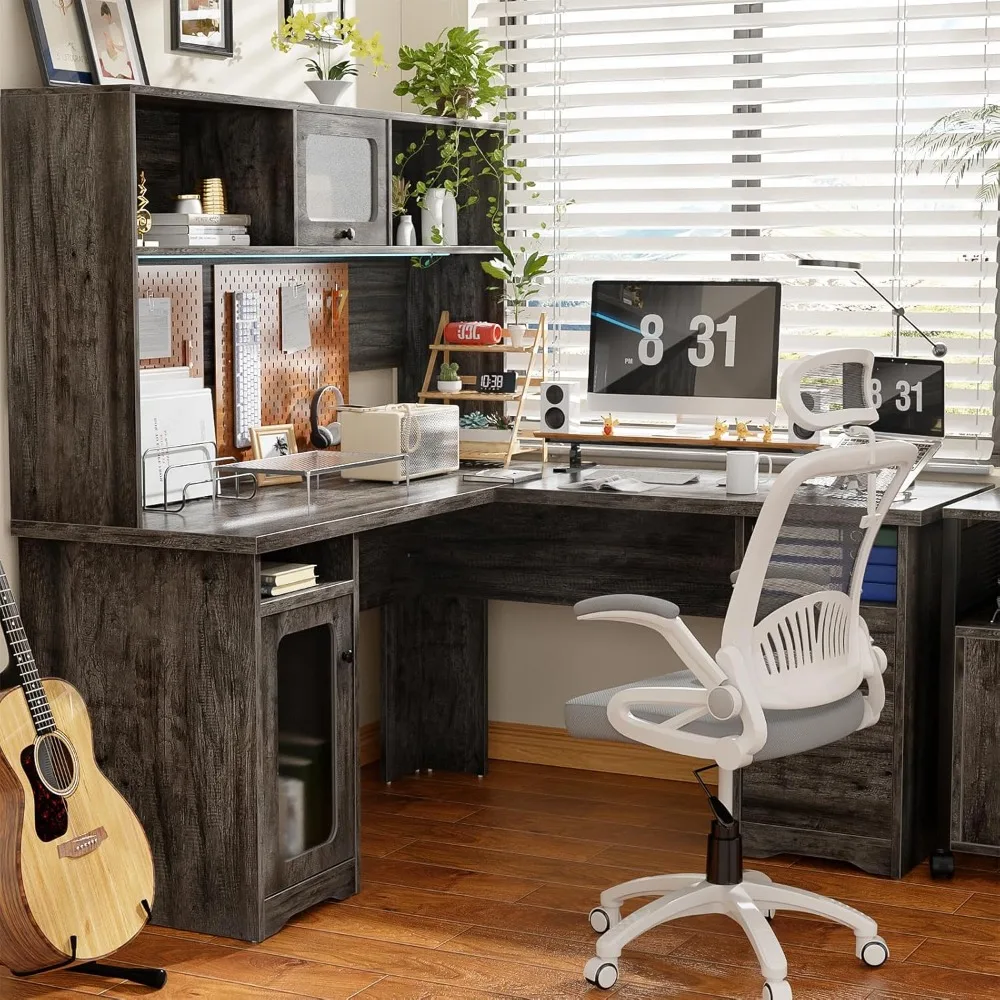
[10,468,986,554]
[943,485,1000,521]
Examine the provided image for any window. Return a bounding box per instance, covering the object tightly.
[478,0,1000,461]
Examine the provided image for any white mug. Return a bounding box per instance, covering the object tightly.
[726,451,773,495]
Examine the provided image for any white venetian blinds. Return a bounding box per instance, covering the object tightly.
[477,0,1000,460]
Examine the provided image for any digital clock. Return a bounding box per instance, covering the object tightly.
[477,371,517,394]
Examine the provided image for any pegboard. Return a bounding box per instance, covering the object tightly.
[137,265,205,378]
[213,263,350,457]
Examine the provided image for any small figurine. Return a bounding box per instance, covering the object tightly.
[710,418,728,442]
[735,419,758,443]
[761,422,773,444]
[601,413,619,436]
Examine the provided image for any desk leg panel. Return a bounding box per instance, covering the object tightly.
[382,595,487,782]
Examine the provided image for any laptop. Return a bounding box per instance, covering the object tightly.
[817,357,945,494]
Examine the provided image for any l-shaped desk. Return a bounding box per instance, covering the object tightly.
[8,469,983,941]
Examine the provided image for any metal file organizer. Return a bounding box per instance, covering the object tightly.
[141,441,258,514]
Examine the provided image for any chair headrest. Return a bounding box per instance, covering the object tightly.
[778,349,878,434]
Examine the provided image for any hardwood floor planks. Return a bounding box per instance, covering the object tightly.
[5,761,1000,1000]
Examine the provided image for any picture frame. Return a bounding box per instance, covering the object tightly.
[284,1,345,42]
[170,0,234,58]
[78,0,147,85]
[22,0,95,85]
[250,424,302,487]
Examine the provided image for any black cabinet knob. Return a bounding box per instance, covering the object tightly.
[336,227,357,241]
[341,649,355,663]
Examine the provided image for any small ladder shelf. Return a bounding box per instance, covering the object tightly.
[417,311,548,468]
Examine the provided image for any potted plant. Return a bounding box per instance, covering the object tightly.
[481,239,550,346]
[392,175,415,246]
[392,28,526,238]
[272,12,387,106]
[909,106,1000,203]
[459,410,514,445]
[437,360,463,393]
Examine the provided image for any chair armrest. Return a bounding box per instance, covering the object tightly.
[575,593,727,689]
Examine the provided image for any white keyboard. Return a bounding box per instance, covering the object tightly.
[233,291,262,449]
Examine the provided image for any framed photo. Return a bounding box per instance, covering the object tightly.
[78,0,147,85]
[250,424,302,487]
[171,0,234,58]
[284,1,345,42]
[22,0,95,85]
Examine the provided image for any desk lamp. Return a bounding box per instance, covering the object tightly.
[796,258,947,358]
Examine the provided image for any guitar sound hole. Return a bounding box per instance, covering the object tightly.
[35,732,78,796]
[20,745,69,843]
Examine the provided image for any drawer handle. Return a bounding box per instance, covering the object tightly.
[336,227,357,241]
[341,649,355,663]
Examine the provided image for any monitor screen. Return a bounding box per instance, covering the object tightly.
[587,280,781,415]
[870,357,945,437]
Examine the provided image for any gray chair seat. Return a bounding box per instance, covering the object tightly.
[565,669,865,762]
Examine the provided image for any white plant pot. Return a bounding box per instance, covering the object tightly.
[305,80,353,106]
[507,323,528,347]
[421,188,447,246]
[460,428,513,443]
[395,214,416,247]
[437,380,463,393]
[441,190,459,245]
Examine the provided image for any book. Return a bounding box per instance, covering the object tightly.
[867,545,898,567]
[150,234,251,247]
[462,468,543,484]
[261,561,318,586]
[262,577,318,598]
[557,473,660,494]
[147,225,249,236]
[149,213,251,227]
[861,582,896,603]
[863,563,897,586]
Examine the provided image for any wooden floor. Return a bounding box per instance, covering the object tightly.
[4,760,1000,1000]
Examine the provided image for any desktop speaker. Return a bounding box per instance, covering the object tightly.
[540,381,579,432]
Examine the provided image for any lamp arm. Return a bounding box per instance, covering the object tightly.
[853,269,942,354]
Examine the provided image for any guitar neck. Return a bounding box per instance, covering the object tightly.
[0,563,54,735]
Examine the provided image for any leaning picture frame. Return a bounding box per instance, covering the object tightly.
[78,0,148,85]
[22,0,95,85]
[170,0,234,58]
[250,424,303,487]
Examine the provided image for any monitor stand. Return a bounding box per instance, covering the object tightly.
[553,441,597,474]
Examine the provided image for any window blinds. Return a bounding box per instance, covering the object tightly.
[477,0,1000,460]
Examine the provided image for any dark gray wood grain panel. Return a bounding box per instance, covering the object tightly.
[382,596,488,783]
[741,825,892,877]
[262,859,357,940]
[3,89,139,526]
[18,539,261,938]
[348,260,408,371]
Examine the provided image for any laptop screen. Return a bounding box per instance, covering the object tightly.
[870,357,944,438]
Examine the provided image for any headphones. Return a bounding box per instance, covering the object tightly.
[309,384,345,448]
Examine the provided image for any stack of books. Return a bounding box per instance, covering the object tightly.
[261,561,318,598]
[146,213,251,248]
[861,527,898,604]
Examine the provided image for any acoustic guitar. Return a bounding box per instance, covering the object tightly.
[0,560,155,975]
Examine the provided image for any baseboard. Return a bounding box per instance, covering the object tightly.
[359,720,380,767]
[488,721,708,783]
[358,719,705,783]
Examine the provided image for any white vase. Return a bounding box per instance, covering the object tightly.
[437,379,463,393]
[395,214,416,247]
[441,190,458,246]
[305,80,353,106]
[421,188,446,246]
[507,323,528,348]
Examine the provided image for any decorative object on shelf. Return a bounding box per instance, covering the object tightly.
[420,187,446,246]
[441,189,459,245]
[174,194,204,215]
[437,361,462,394]
[78,0,147,85]
[170,0,233,57]
[391,175,414,245]
[271,10,386,106]
[444,321,503,346]
[601,414,619,437]
[710,418,728,442]
[250,423,301,486]
[136,170,152,246]
[482,239,551,347]
[200,177,227,215]
[735,419,757,442]
[395,215,416,247]
[22,0,95,85]
[459,410,514,445]
[477,371,517,394]
[393,27,523,237]
[762,422,774,444]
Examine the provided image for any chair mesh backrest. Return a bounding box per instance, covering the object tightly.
[779,351,877,434]
[797,361,869,421]
[722,440,914,710]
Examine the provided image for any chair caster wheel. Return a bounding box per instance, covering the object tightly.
[763,981,792,1000]
[584,957,618,990]
[929,849,955,879]
[859,936,889,968]
[589,906,615,934]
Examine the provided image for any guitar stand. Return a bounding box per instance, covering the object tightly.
[13,899,167,991]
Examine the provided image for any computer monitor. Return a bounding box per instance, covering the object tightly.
[870,356,944,438]
[587,280,781,418]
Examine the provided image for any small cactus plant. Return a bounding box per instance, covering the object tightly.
[439,361,460,382]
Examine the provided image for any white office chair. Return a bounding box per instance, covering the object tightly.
[565,351,918,999]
